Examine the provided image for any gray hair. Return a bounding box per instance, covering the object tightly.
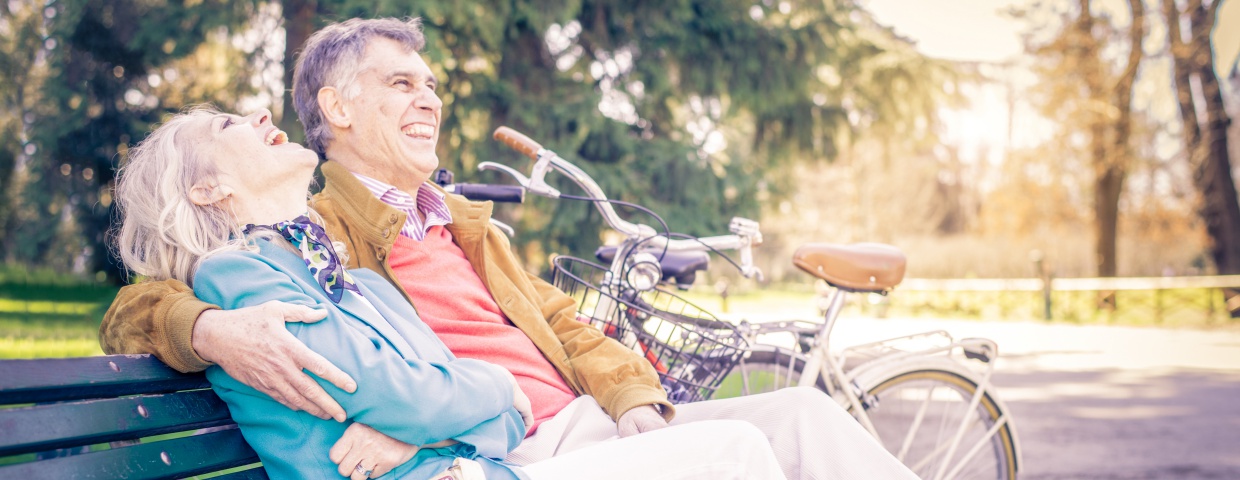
[293,17,426,156]
[113,105,346,284]
[112,105,248,283]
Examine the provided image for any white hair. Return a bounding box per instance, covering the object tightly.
[113,105,251,283]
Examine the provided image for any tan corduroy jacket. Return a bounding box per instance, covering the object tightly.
[99,160,673,422]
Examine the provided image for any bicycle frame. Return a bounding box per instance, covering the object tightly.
[736,286,1019,480]
[486,126,1020,479]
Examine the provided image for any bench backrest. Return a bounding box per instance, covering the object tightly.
[0,354,267,479]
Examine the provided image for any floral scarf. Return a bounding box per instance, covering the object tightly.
[244,215,361,303]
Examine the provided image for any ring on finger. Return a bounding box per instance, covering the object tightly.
[354,463,374,478]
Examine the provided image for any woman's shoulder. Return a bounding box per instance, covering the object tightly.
[195,240,298,279]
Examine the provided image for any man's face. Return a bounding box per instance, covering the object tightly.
[338,37,443,187]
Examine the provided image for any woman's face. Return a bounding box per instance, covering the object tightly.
[183,109,319,208]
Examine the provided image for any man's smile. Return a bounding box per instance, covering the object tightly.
[401,123,435,139]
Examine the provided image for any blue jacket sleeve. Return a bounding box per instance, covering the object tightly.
[193,250,522,448]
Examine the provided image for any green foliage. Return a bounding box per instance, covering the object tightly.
[1,0,263,282]
[309,0,953,266]
[2,0,960,279]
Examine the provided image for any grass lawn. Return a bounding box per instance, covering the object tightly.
[3,273,1235,360]
[0,274,115,359]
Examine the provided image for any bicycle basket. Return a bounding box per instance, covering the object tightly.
[552,255,747,403]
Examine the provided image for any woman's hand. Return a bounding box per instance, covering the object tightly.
[329,422,419,479]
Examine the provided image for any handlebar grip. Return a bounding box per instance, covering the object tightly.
[493,126,543,160]
[454,183,526,203]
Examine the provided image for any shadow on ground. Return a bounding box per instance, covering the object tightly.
[991,367,1240,479]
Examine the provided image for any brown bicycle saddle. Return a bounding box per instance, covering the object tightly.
[792,243,907,293]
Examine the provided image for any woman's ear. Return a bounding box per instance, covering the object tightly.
[188,182,232,207]
[318,87,351,129]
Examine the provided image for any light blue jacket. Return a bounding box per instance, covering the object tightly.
[193,239,528,480]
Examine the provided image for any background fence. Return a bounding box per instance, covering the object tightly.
[888,275,1240,327]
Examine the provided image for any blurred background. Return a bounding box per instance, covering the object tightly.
[3,2,1239,477]
[0,0,1237,356]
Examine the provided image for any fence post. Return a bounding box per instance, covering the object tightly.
[1032,250,1053,321]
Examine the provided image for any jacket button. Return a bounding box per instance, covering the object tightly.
[382,228,391,238]
[377,249,386,261]
[389,214,399,224]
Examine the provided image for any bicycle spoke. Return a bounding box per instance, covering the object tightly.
[896,382,936,462]
[943,416,1007,480]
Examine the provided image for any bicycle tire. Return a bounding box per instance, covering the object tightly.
[720,351,1018,480]
[714,349,824,398]
[865,368,1019,480]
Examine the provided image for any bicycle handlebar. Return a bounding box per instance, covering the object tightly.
[446,183,526,203]
[493,127,544,160]
[486,126,764,279]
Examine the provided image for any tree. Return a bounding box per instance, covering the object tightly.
[1023,0,1145,289]
[1162,0,1240,315]
[275,0,949,269]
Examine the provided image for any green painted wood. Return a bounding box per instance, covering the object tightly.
[0,390,234,457]
[207,465,271,480]
[0,355,267,478]
[0,428,260,480]
[0,355,209,404]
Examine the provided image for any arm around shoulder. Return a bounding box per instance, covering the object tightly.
[99,278,219,373]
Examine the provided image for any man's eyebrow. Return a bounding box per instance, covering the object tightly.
[385,70,438,86]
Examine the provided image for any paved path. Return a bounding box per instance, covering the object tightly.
[726,305,1240,479]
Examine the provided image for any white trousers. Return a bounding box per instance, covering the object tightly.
[510,388,919,480]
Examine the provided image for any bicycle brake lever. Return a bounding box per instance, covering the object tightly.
[742,266,765,282]
[478,161,531,186]
[527,152,562,198]
[489,218,516,238]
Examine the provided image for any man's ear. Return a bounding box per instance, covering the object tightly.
[318,87,351,129]
[188,182,232,207]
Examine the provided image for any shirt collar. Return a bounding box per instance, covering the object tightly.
[352,172,453,240]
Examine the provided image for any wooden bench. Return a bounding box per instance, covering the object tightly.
[0,354,268,479]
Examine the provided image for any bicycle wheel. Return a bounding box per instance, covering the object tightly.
[720,352,1018,480]
[715,350,825,398]
[863,368,1019,480]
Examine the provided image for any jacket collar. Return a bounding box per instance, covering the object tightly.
[319,161,405,248]
[319,160,496,244]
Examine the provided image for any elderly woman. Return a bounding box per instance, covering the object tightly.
[113,106,531,480]
[112,106,786,480]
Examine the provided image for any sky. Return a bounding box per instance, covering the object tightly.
[861,0,1239,168]
[864,0,1239,74]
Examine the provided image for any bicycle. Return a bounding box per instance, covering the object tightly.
[463,126,1022,480]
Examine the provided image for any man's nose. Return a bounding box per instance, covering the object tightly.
[416,89,442,113]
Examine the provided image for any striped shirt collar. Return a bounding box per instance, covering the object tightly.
[352,173,453,241]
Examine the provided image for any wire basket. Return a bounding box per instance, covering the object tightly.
[552,255,747,403]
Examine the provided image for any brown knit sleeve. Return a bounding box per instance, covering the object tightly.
[99,279,219,373]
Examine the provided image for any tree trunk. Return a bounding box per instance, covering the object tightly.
[280,0,317,144]
[1164,0,1240,316]
[1096,0,1144,309]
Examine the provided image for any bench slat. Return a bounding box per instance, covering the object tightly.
[0,428,261,480]
[211,466,272,480]
[0,355,208,404]
[0,390,235,457]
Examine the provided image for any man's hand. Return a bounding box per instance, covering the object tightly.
[329,423,420,479]
[499,369,534,434]
[192,301,357,421]
[617,405,668,438]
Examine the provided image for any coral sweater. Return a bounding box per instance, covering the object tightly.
[387,227,575,434]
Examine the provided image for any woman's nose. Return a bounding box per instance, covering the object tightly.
[247,109,273,126]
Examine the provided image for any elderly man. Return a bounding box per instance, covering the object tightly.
[102,17,915,480]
